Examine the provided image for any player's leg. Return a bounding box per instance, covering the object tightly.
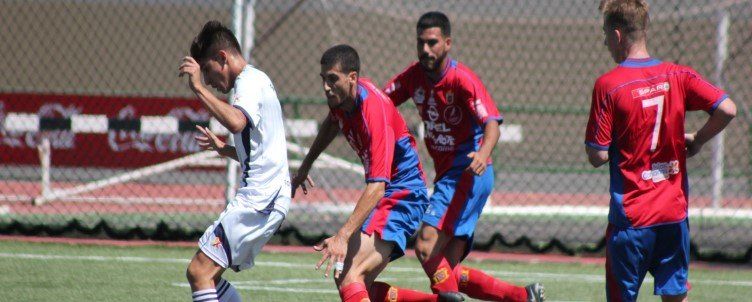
[190,201,286,302]
[354,189,461,302]
[651,221,690,302]
[336,231,456,302]
[187,249,226,302]
[604,223,654,302]
[444,238,533,302]
[442,167,538,301]
[416,169,475,294]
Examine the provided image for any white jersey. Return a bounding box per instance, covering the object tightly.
[230,65,291,214]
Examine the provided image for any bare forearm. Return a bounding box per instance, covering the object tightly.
[694,99,737,145]
[194,86,247,133]
[478,120,500,158]
[218,145,238,161]
[338,183,384,238]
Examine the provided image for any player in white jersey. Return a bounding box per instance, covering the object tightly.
[178,20,292,302]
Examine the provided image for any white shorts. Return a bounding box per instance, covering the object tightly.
[198,197,287,272]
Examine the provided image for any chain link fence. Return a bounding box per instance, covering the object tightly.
[1,0,750,261]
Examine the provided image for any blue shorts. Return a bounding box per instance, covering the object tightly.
[605,220,690,302]
[361,187,429,261]
[422,166,493,243]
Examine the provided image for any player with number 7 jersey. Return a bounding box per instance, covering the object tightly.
[585,58,728,228]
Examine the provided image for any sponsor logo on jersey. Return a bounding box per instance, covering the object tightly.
[641,160,680,182]
[632,82,670,98]
[414,87,425,104]
[444,105,463,125]
[427,106,439,121]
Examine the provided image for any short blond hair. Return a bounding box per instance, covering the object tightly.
[599,0,650,43]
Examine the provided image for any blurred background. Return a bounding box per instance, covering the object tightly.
[1,0,750,261]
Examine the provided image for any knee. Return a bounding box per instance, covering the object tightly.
[414,239,432,263]
[186,260,210,285]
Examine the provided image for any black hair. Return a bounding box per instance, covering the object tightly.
[320,44,360,74]
[190,20,242,62]
[417,11,451,36]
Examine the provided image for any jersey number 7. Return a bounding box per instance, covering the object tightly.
[642,95,665,152]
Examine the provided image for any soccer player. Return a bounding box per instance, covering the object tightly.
[383,12,544,302]
[179,21,292,302]
[586,1,737,301]
[292,45,462,302]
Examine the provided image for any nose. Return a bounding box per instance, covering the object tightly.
[421,43,430,55]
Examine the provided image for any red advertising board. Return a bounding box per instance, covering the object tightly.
[0,93,215,168]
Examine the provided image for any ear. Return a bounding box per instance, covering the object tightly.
[217,50,228,66]
[614,28,623,45]
[445,36,452,50]
[348,71,358,84]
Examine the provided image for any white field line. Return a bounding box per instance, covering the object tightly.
[0,252,751,288]
[289,203,752,220]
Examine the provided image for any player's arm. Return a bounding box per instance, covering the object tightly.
[383,72,411,107]
[339,181,385,239]
[586,146,609,167]
[459,75,503,175]
[193,125,238,161]
[584,81,612,167]
[292,115,340,196]
[686,98,737,157]
[179,56,247,133]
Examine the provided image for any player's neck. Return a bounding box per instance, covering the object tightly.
[227,56,248,92]
[624,42,650,60]
[426,57,450,82]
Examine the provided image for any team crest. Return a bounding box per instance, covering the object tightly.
[445,92,454,104]
[414,87,425,104]
[387,287,398,302]
[459,268,470,287]
[211,237,222,248]
[432,268,449,284]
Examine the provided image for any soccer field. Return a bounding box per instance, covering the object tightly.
[1,241,751,302]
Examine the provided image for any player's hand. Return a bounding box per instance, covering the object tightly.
[685,132,702,158]
[291,171,315,198]
[194,125,225,152]
[178,56,203,92]
[466,151,488,175]
[313,233,348,279]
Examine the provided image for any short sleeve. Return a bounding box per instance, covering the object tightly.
[683,68,727,113]
[232,77,263,129]
[383,70,411,106]
[362,98,394,183]
[585,82,612,151]
[457,73,502,125]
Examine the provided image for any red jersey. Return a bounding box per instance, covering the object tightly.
[329,78,426,190]
[585,58,727,228]
[384,59,502,181]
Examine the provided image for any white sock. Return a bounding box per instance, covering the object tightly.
[216,279,242,302]
[192,288,219,302]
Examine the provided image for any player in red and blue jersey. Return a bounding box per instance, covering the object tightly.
[293,45,463,302]
[586,1,737,301]
[384,12,544,302]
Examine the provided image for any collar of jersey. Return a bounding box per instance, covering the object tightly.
[620,57,661,68]
[342,83,368,117]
